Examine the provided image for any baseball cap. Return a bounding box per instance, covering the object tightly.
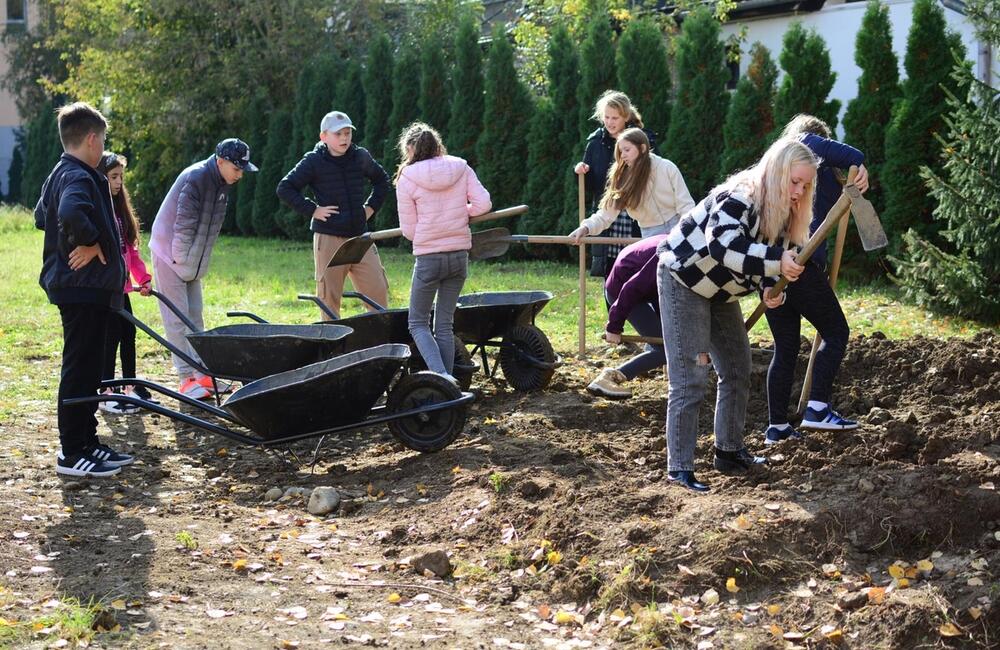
[320,111,355,133]
[215,138,258,172]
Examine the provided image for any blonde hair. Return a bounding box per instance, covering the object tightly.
[721,138,818,246]
[590,90,644,128]
[780,114,832,139]
[599,128,652,212]
[394,122,446,184]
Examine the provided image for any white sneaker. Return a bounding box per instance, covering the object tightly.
[587,368,632,399]
[99,400,139,415]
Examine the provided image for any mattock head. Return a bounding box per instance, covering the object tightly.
[844,184,888,252]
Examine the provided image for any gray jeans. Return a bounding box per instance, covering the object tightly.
[152,255,205,378]
[408,251,468,375]
[657,260,750,472]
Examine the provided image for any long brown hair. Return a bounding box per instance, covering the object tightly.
[394,122,446,184]
[599,128,652,212]
[98,151,140,247]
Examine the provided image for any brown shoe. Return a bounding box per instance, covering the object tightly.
[586,368,632,399]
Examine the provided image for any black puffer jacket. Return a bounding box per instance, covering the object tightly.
[276,143,390,237]
[35,153,126,307]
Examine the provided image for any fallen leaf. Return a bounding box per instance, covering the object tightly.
[917,559,934,572]
[867,587,886,604]
[764,503,782,512]
[731,515,752,531]
[678,564,696,576]
[793,588,813,598]
[769,624,783,637]
[387,593,401,604]
[702,588,720,606]
[968,577,984,587]
[280,641,299,649]
[111,599,126,610]
[609,609,626,621]
[232,559,248,572]
[726,577,739,593]
[822,563,840,578]
[546,551,562,565]
[767,604,781,616]
[451,466,463,474]
[553,610,581,626]
[897,578,910,588]
[939,622,963,637]
[888,564,905,579]
[537,604,551,620]
[206,608,232,618]
[279,606,308,620]
[969,607,982,620]
[216,448,228,457]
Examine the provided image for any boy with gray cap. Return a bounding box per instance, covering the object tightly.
[277,110,391,319]
[149,138,257,399]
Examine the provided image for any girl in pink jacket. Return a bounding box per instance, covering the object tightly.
[395,123,491,384]
[98,152,154,413]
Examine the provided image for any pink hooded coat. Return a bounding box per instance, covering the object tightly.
[396,155,492,256]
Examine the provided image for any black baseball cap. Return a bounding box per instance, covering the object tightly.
[216,138,258,172]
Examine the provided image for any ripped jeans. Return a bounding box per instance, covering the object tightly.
[657,262,751,472]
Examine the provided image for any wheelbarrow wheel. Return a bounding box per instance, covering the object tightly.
[387,372,467,453]
[452,340,476,391]
[498,324,555,392]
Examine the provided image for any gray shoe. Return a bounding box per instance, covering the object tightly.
[587,368,631,399]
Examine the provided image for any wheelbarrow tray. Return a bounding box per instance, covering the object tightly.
[186,323,353,381]
[222,343,410,439]
[453,291,554,344]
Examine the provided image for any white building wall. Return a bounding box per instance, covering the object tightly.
[720,0,998,136]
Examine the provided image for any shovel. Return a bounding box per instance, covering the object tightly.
[326,204,528,267]
[469,228,641,261]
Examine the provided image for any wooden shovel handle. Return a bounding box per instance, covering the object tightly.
[369,204,528,241]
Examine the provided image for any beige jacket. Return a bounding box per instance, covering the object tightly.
[581,154,695,235]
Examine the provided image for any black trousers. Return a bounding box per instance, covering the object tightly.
[58,303,110,456]
[103,294,136,381]
[764,261,849,426]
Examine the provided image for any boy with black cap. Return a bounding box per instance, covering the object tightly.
[149,138,257,399]
[35,101,132,477]
[277,110,391,319]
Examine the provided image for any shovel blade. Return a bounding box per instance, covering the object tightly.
[844,185,888,252]
[326,235,374,268]
[469,227,513,261]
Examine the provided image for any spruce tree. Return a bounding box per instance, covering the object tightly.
[772,23,841,133]
[419,42,451,132]
[253,109,293,238]
[477,26,535,216]
[448,16,484,166]
[337,60,366,144]
[291,62,318,156]
[665,7,730,200]
[615,17,671,142]
[881,0,967,255]
[363,34,394,177]
[842,0,900,214]
[720,42,778,178]
[375,41,421,233]
[577,10,616,141]
[892,64,1000,320]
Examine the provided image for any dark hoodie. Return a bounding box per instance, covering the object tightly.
[35,153,126,307]
[276,142,391,238]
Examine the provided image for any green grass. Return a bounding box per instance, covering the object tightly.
[0,204,991,419]
[0,595,111,647]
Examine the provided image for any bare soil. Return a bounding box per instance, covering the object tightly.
[2,331,999,649]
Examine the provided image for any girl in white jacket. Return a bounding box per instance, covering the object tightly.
[569,128,695,242]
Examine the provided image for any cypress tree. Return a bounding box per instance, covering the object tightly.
[303,53,340,149]
[577,10,617,141]
[772,23,840,133]
[448,16,484,166]
[892,0,1000,320]
[234,94,269,236]
[419,42,451,132]
[477,26,535,215]
[20,106,60,209]
[7,135,24,205]
[719,42,778,178]
[363,34,394,178]
[291,62,318,156]
[252,109,293,238]
[665,7,730,201]
[376,41,421,233]
[337,60,366,144]
[615,17,671,142]
[842,0,900,214]
[881,0,967,255]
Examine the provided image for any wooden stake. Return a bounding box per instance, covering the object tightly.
[578,173,587,355]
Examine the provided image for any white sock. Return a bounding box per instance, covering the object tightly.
[807,400,828,412]
[770,423,791,431]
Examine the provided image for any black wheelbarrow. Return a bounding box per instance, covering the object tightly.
[227,292,478,390]
[452,291,560,392]
[129,290,354,386]
[66,344,473,453]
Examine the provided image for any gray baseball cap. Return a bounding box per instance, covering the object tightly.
[320,111,355,133]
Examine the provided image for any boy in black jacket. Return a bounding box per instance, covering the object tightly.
[35,102,133,478]
[277,111,391,319]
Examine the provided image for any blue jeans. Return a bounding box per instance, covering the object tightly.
[408,251,469,375]
[657,261,750,472]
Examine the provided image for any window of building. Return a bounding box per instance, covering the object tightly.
[726,46,741,91]
[6,0,26,23]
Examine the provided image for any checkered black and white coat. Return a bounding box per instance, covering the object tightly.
[657,188,793,303]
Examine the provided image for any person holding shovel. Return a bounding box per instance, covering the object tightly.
[657,137,816,492]
[760,115,869,444]
[277,111,391,320]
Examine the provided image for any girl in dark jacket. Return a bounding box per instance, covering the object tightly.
[573,90,659,277]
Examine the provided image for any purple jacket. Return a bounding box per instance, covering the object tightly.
[605,235,667,334]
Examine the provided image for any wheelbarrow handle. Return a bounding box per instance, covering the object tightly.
[297,294,340,320]
[117,307,213,378]
[134,286,202,333]
[343,291,387,312]
[368,204,529,241]
[226,311,270,323]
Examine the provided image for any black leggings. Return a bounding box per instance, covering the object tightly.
[102,293,137,381]
[764,262,849,425]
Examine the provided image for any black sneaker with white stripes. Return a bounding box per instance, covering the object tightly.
[88,444,135,467]
[56,451,121,478]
